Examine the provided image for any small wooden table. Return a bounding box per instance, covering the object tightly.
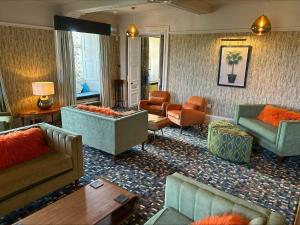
[14,179,137,225]
[148,114,171,140]
[18,106,61,126]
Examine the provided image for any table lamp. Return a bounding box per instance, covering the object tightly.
[32,82,55,110]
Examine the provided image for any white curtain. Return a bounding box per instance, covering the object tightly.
[0,70,11,112]
[99,35,112,107]
[54,30,76,106]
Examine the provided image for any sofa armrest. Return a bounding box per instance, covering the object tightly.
[266,212,285,225]
[162,102,169,113]
[276,120,300,156]
[39,123,84,178]
[234,104,265,124]
[167,104,182,111]
[139,100,149,110]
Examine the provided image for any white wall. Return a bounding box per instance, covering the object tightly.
[118,1,300,33]
[0,1,60,27]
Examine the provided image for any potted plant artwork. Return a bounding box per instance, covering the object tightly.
[226,51,242,83]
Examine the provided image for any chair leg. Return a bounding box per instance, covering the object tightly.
[141,142,145,150]
[277,156,284,163]
[180,126,183,134]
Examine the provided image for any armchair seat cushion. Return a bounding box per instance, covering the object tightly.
[145,207,192,225]
[144,105,163,114]
[167,110,181,119]
[0,151,73,201]
[238,117,277,143]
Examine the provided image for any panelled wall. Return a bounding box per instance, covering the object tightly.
[0,25,120,114]
[168,31,300,118]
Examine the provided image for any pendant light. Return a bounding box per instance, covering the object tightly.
[251,1,271,35]
[126,7,139,38]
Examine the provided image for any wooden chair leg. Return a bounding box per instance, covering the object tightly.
[277,156,284,163]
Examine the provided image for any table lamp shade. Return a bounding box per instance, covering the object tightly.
[32,82,54,96]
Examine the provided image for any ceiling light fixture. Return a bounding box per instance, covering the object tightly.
[126,7,139,39]
[251,1,272,35]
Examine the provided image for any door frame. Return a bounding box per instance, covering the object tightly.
[138,26,170,91]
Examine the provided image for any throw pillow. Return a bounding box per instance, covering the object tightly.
[257,105,300,127]
[191,214,249,225]
[81,83,90,93]
[0,128,51,169]
[76,104,121,117]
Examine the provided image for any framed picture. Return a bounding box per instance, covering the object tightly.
[217,45,252,88]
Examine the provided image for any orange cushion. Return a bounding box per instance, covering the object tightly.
[149,96,166,105]
[76,104,121,117]
[191,214,249,225]
[257,105,300,127]
[183,103,198,110]
[0,128,51,170]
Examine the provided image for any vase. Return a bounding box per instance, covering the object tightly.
[228,74,237,83]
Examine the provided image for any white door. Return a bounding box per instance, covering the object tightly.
[127,37,141,107]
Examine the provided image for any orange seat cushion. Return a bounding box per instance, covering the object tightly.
[167,110,181,119]
[0,128,51,170]
[191,214,249,225]
[77,104,121,117]
[257,105,300,127]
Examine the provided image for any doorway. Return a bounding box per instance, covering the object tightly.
[140,35,163,100]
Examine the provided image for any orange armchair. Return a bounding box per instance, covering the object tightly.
[167,96,206,133]
[139,91,171,116]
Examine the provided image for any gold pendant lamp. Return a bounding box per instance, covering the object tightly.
[126,7,139,38]
[251,1,272,35]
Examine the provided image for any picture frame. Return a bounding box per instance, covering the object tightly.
[217,45,252,88]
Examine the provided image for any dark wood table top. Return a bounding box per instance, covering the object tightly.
[14,179,137,225]
[18,106,61,117]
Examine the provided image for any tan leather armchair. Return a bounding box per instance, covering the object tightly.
[167,96,206,133]
[139,91,171,116]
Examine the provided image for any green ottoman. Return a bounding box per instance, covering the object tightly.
[208,120,253,163]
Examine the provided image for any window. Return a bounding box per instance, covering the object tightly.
[72,32,101,99]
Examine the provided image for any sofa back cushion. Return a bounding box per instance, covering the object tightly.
[76,104,121,117]
[257,105,300,127]
[149,91,170,102]
[0,128,51,169]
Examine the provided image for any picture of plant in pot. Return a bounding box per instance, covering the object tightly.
[226,51,242,83]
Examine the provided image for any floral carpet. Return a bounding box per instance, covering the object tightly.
[1,126,299,225]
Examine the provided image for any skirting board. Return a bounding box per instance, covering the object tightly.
[205,114,234,124]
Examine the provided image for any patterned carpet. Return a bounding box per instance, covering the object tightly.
[1,125,300,225]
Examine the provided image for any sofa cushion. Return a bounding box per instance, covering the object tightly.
[191,214,249,225]
[0,128,51,169]
[239,117,278,143]
[0,151,73,201]
[144,207,192,225]
[76,104,121,117]
[167,110,181,119]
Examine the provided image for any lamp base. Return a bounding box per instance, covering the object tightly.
[37,96,53,110]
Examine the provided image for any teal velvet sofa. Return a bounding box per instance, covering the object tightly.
[145,173,285,225]
[61,106,148,157]
[235,104,300,159]
[0,112,12,132]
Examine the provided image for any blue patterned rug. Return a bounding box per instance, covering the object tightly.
[1,126,299,225]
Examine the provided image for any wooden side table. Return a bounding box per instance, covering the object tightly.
[18,106,61,126]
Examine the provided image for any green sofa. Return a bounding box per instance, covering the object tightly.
[61,106,148,156]
[0,112,12,131]
[0,123,83,216]
[235,104,300,158]
[145,173,285,225]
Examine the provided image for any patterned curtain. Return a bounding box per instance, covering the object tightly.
[0,70,10,112]
[99,35,112,107]
[54,30,76,106]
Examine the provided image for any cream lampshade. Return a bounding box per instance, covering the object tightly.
[32,82,55,109]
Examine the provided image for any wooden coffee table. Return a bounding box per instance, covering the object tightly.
[14,179,137,225]
[148,114,171,140]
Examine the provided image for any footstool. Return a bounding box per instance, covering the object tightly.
[207,120,253,163]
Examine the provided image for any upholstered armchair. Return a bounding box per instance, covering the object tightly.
[139,91,171,116]
[0,112,12,132]
[167,96,206,133]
